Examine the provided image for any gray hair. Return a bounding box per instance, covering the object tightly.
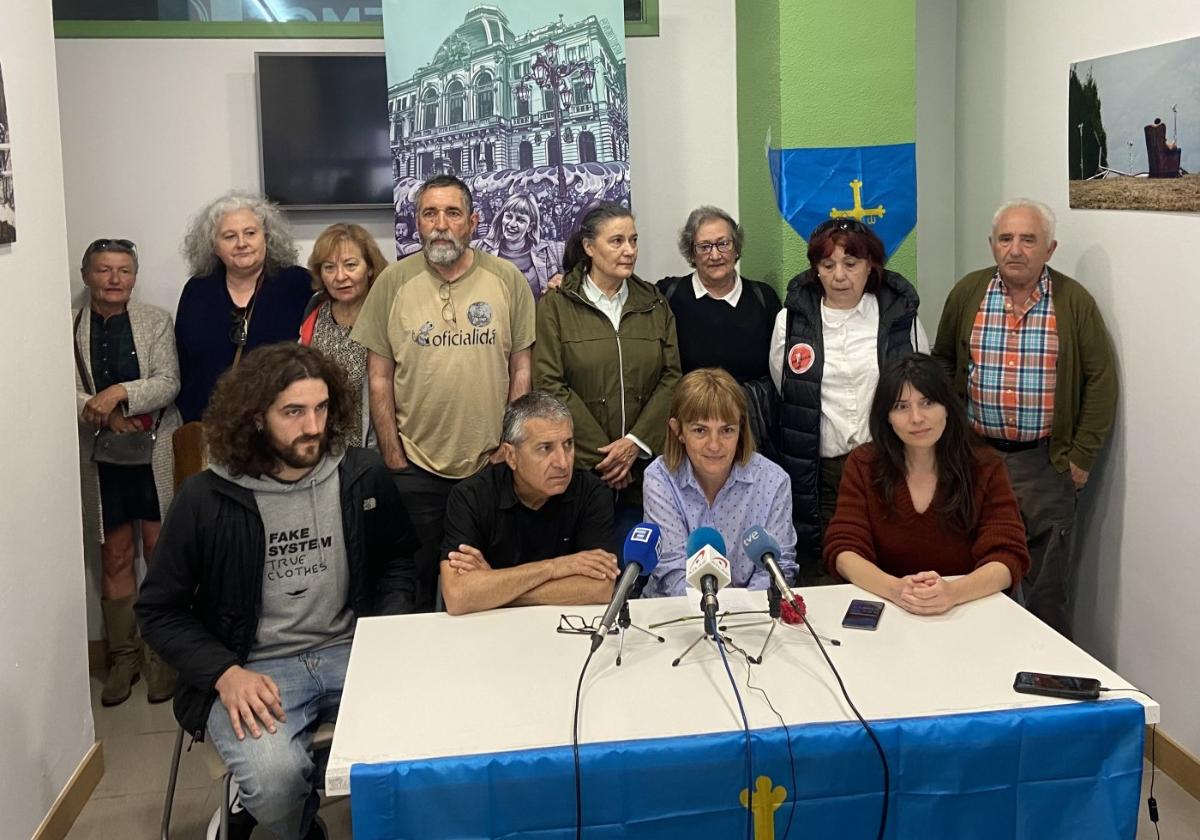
[414,174,473,215]
[501,391,573,446]
[180,190,299,277]
[677,205,744,267]
[992,198,1056,243]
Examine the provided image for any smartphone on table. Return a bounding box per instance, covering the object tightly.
[842,599,884,630]
[1013,671,1101,700]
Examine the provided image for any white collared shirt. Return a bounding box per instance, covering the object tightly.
[691,272,743,307]
[582,273,628,330]
[768,293,929,458]
[580,273,650,457]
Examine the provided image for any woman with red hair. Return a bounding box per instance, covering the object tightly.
[768,219,927,585]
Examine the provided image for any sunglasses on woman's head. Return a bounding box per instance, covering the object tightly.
[816,218,869,235]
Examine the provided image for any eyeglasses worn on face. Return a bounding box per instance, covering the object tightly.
[438,282,456,324]
[694,239,734,256]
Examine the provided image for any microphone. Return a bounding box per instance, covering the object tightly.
[684,527,731,638]
[741,525,799,609]
[590,523,661,651]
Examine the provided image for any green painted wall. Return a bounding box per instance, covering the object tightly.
[737,1,917,297]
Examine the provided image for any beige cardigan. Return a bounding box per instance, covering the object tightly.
[74,300,182,542]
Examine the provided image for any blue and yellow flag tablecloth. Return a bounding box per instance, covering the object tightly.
[349,698,1144,839]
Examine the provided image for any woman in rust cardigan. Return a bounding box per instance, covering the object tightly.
[824,353,1030,615]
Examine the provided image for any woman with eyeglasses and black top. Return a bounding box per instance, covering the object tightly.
[174,191,312,424]
[657,206,781,383]
[73,238,182,707]
[768,218,928,585]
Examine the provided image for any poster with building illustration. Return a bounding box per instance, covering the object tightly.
[383,1,630,299]
[0,60,15,245]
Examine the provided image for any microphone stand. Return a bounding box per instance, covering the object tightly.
[717,583,782,665]
[614,600,665,666]
[719,583,841,663]
[672,596,754,667]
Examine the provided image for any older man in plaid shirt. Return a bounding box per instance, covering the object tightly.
[933,199,1117,639]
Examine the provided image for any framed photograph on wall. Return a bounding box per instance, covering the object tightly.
[1068,35,1200,211]
[0,60,15,245]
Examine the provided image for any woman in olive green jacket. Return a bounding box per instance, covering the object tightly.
[534,202,682,520]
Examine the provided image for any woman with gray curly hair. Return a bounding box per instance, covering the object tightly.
[173,191,312,422]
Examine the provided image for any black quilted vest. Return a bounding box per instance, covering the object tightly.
[779,269,920,579]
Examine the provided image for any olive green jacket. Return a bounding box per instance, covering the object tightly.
[534,265,682,471]
[932,265,1118,473]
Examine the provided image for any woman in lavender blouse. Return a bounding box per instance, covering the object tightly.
[642,368,798,596]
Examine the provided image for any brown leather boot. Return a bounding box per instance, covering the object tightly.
[144,644,177,704]
[100,596,141,707]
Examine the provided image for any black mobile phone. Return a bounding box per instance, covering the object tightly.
[842,599,884,630]
[1013,671,1101,700]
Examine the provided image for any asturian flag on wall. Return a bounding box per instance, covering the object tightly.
[768,141,917,257]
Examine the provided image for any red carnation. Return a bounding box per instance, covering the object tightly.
[781,595,806,624]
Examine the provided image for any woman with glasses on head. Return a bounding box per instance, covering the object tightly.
[299,223,389,447]
[825,354,1029,614]
[534,201,682,536]
[657,206,781,383]
[474,192,564,301]
[72,238,183,707]
[174,191,312,424]
[769,218,927,585]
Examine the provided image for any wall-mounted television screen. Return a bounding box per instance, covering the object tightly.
[256,53,392,209]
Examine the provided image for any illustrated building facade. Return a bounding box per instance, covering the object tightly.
[389,5,628,180]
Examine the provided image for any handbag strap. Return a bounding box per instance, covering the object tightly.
[231,271,265,370]
[72,308,97,395]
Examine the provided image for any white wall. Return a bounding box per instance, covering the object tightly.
[625,0,738,280]
[955,1,1200,757]
[53,0,738,316]
[0,2,97,837]
[914,0,957,334]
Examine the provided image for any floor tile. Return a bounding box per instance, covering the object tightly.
[93,729,218,799]
[67,787,210,840]
[1138,759,1200,839]
[89,674,179,740]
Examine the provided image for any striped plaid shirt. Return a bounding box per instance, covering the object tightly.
[966,269,1058,440]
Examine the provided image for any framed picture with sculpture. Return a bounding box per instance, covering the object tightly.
[1068,35,1200,211]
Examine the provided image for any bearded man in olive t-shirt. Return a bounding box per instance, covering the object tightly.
[352,174,535,611]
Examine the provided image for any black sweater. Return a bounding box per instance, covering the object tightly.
[657,274,780,383]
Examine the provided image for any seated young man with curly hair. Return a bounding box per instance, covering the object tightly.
[137,342,418,840]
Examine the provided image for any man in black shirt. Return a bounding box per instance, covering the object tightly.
[440,392,619,615]
[658,206,781,382]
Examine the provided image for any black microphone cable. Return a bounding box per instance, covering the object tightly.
[715,631,754,840]
[743,660,798,840]
[571,645,598,840]
[1099,687,1159,837]
[800,614,890,840]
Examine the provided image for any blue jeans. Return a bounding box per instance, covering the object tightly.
[206,642,350,839]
